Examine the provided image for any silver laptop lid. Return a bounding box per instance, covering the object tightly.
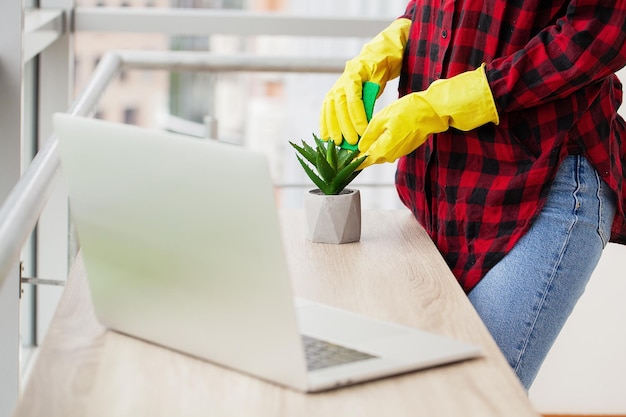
[54,113,309,390]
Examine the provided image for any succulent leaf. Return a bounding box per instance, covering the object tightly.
[313,135,328,154]
[337,147,353,168]
[334,172,360,194]
[291,133,366,195]
[326,140,338,170]
[315,149,335,184]
[301,140,317,161]
[331,155,367,192]
[289,141,316,166]
[295,155,331,194]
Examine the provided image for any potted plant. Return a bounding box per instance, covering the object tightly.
[289,135,367,244]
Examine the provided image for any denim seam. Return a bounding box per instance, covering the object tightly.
[512,156,581,376]
[595,168,608,247]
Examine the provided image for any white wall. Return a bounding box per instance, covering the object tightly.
[530,243,626,414]
[529,69,626,415]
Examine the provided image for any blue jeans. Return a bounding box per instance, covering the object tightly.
[467,155,617,390]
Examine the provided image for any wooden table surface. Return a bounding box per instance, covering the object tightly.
[14,209,539,417]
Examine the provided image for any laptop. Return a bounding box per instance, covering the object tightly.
[53,113,481,392]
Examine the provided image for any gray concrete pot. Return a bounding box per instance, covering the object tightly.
[304,188,361,244]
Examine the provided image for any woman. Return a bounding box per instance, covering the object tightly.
[320,0,626,389]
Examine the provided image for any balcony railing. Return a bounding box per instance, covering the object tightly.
[0,49,355,284]
[1,7,393,289]
[0,8,391,417]
[0,7,404,417]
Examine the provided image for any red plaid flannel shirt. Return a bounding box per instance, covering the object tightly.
[395,0,626,292]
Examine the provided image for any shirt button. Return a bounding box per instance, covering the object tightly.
[442,30,448,39]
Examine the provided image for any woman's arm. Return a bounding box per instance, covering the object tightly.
[487,1,626,113]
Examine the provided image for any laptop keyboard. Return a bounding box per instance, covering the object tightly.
[302,335,377,371]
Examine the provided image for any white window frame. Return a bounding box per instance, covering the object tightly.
[0,1,73,416]
[0,2,25,415]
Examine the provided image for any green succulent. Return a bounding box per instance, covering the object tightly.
[289,134,367,195]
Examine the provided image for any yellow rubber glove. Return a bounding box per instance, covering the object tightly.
[357,64,500,169]
[320,18,411,146]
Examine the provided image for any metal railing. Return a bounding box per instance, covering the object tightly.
[0,6,400,416]
[0,50,352,290]
[73,6,390,37]
[0,7,398,291]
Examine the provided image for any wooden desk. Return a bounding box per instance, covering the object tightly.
[14,210,539,417]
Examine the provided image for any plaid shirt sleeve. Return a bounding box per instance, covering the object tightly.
[487,1,626,113]
[394,0,626,292]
